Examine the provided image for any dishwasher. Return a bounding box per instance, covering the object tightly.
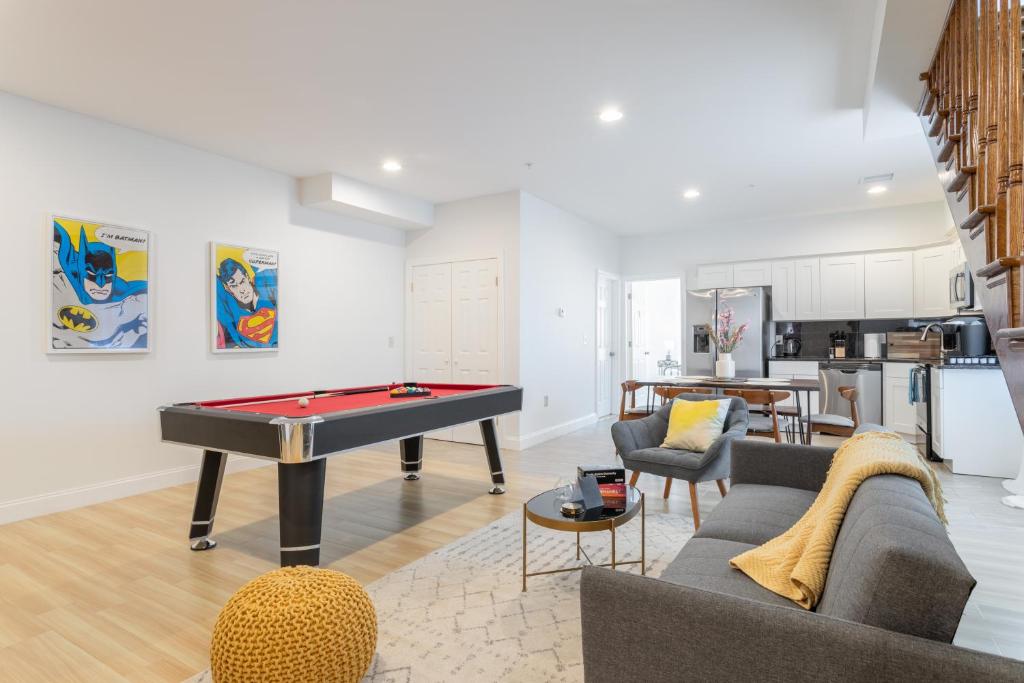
[817,361,883,426]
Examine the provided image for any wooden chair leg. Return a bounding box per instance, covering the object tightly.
[629,470,641,487]
[663,477,673,499]
[716,479,728,497]
[688,481,701,530]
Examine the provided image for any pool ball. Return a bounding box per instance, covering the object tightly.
[298,397,310,408]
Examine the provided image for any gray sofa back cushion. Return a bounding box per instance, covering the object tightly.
[816,474,975,642]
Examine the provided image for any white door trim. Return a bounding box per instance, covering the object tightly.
[595,270,623,417]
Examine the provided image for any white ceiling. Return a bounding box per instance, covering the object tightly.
[0,0,950,235]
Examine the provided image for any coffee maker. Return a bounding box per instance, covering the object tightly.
[944,315,990,356]
[781,333,801,357]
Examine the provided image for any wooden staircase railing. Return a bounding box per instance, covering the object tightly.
[917,0,1024,429]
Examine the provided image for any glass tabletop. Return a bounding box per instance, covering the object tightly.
[525,485,642,531]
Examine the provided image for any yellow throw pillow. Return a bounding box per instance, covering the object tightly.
[661,399,731,451]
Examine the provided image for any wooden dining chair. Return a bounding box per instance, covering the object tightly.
[654,386,714,404]
[618,380,654,421]
[802,386,860,438]
[722,389,790,443]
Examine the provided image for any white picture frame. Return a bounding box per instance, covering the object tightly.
[210,241,279,353]
[47,213,152,354]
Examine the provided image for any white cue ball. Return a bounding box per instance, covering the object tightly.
[298,397,310,408]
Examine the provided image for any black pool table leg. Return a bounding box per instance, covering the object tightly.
[479,418,506,495]
[400,435,423,480]
[278,459,326,567]
[189,450,227,551]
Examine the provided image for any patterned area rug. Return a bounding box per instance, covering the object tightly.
[186,509,693,682]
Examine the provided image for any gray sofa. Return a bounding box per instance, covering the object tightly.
[580,439,1024,681]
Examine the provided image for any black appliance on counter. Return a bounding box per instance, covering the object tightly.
[781,334,801,356]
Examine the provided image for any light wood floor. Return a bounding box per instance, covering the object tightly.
[0,421,1021,681]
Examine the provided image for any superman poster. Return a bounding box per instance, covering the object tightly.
[50,216,150,353]
[211,243,279,352]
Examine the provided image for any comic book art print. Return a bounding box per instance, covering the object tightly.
[49,216,150,353]
[211,243,279,352]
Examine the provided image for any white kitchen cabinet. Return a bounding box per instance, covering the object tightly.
[950,239,965,266]
[771,261,796,320]
[819,254,865,319]
[696,264,733,289]
[929,367,1024,477]
[733,260,772,287]
[793,258,821,320]
[882,362,916,434]
[930,366,943,456]
[865,251,915,318]
[914,245,954,317]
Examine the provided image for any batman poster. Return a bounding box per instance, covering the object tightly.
[50,216,150,352]
[211,242,279,352]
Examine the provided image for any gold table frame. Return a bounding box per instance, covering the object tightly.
[521,487,645,591]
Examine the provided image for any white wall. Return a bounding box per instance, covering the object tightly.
[404,191,522,436]
[517,193,620,447]
[619,201,955,284]
[0,92,406,522]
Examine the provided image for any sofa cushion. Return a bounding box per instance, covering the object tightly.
[622,447,703,471]
[693,483,817,546]
[816,474,975,643]
[660,538,799,611]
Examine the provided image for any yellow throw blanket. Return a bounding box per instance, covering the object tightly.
[729,431,945,610]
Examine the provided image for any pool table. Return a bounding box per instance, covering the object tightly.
[159,383,523,566]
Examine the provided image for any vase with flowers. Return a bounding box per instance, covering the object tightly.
[705,304,748,378]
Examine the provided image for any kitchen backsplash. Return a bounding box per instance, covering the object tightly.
[770,319,941,358]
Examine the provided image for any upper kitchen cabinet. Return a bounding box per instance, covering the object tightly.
[771,260,796,320]
[914,244,954,317]
[819,254,865,319]
[732,260,772,287]
[696,263,733,289]
[864,251,914,318]
[793,258,821,320]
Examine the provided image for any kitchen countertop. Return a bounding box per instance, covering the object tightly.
[769,356,1000,369]
[769,356,935,363]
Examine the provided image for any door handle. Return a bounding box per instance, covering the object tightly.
[609,351,616,357]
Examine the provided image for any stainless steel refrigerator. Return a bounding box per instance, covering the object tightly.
[685,287,769,377]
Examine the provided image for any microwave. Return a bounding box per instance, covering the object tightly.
[949,262,974,310]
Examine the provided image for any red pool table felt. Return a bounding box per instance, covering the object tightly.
[197,383,498,417]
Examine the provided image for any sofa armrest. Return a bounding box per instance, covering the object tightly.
[610,413,666,455]
[729,439,836,492]
[690,423,746,469]
[580,567,1024,683]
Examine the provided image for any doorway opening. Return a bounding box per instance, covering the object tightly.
[627,278,682,404]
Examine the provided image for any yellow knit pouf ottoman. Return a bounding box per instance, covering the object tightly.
[210,566,377,683]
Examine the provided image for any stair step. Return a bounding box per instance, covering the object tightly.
[961,205,996,232]
[946,165,976,193]
[995,327,1024,342]
[976,257,1024,279]
[937,134,962,163]
[928,110,949,137]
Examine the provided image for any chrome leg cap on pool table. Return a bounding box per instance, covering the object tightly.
[403,473,421,481]
[489,486,506,495]
[190,537,217,551]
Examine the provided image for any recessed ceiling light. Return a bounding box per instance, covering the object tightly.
[867,185,887,195]
[381,159,402,172]
[598,108,624,123]
[682,188,701,200]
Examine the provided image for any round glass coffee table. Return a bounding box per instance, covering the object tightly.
[521,485,645,591]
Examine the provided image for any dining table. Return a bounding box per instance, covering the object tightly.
[634,374,821,445]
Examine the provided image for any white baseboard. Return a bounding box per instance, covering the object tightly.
[505,413,599,451]
[0,456,271,526]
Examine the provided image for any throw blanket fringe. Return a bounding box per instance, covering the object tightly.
[729,431,945,609]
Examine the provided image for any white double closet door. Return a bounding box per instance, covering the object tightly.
[410,258,499,444]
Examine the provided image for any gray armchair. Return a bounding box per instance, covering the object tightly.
[611,394,748,529]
